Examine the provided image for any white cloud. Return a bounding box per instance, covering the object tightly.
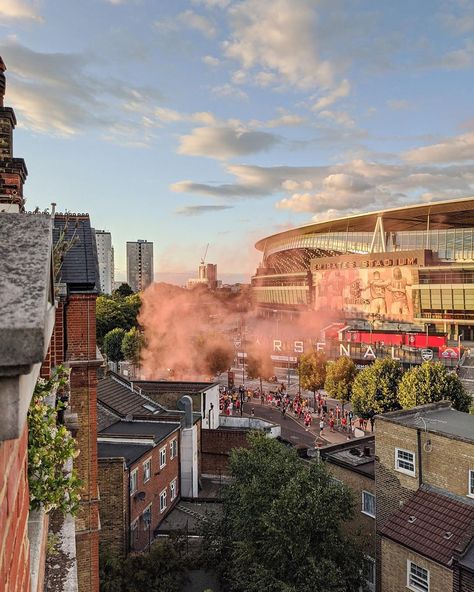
[192,0,230,8]
[223,0,336,90]
[318,110,354,128]
[312,79,350,110]
[0,0,42,22]
[404,131,474,164]
[154,107,217,126]
[265,114,306,128]
[155,10,216,39]
[387,99,411,110]
[440,41,474,69]
[211,83,248,101]
[177,126,280,159]
[202,55,220,67]
[175,204,234,216]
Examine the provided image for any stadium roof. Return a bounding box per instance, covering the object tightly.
[255,197,474,251]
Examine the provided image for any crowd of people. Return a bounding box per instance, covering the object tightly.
[219,384,373,435]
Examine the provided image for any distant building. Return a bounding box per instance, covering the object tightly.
[188,262,218,290]
[126,239,153,293]
[95,230,114,294]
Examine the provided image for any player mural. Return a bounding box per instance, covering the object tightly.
[313,258,416,322]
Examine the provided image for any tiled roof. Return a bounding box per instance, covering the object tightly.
[97,375,166,418]
[134,380,218,394]
[53,214,99,291]
[380,486,474,566]
[97,403,121,432]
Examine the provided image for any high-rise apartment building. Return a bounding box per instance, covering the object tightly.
[127,239,154,292]
[95,230,114,294]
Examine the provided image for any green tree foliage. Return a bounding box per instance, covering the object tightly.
[121,327,144,365]
[99,541,188,592]
[96,293,141,345]
[103,328,126,362]
[398,362,471,412]
[205,344,233,376]
[113,282,134,298]
[202,433,368,592]
[298,350,327,395]
[325,356,357,407]
[351,359,403,418]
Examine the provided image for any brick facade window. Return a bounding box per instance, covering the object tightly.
[170,438,178,459]
[143,458,151,483]
[469,469,474,498]
[159,446,166,469]
[130,469,138,495]
[142,504,152,526]
[407,560,429,592]
[366,557,375,591]
[361,490,376,518]
[131,518,139,543]
[170,478,178,501]
[395,448,416,476]
[160,489,167,513]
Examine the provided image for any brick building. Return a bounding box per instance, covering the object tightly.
[375,402,474,592]
[320,435,376,589]
[97,417,180,554]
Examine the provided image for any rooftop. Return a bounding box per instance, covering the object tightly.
[255,196,474,250]
[320,436,375,478]
[380,485,474,566]
[134,379,218,395]
[99,419,179,443]
[378,401,474,443]
[97,441,152,467]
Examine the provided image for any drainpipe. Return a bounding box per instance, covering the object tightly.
[417,429,423,487]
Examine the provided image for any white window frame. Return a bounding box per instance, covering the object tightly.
[170,478,178,501]
[159,489,167,513]
[142,503,152,526]
[159,446,166,469]
[468,469,474,498]
[395,448,416,476]
[143,458,151,483]
[170,438,178,460]
[130,469,138,495]
[361,490,376,518]
[407,560,429,592]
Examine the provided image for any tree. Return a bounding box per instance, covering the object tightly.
[205,344,233,376]
[113,282,134,298]
[202,432,369,592]
[298,351,327,407]
[351,359,403,418]
[103,328,126,362]
[325,356,357,409]
[121,327,144,366]
[246,348,274,391]
[398,362,471,412]
[96,293,141,346]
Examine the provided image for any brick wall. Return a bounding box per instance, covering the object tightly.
[201,428,249,475]
[40,300,65,378]
[0,425,31,592]
[381,537,453,592]
[326,463,376,558]
[98,459,127,556]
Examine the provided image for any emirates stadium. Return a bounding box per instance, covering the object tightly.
[252,197,474,365]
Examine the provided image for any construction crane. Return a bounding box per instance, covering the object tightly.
[200,243,209,265]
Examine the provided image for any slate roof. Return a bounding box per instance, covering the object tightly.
[380,486,474,566]
[53,214,99,291]
[100,420,179,443]
[97,403,121,432]
[134,380,218,395]
[0,213,54,369]
[97,441,152,467]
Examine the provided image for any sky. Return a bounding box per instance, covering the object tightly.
[0,0,473,284]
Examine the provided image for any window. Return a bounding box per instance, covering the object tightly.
[170,438,178,459]
[130,518,138,540]
[142,504,152,525]
[362,491,376,518]
[130,469,138,495]
[143,458,151,483]
[159,446,166,469]
[469,470,474,498]
[395,448,416,476]
[407,560,429,592]
[366,557,375,591]
[160,489,167,513]
[170,478,178,501]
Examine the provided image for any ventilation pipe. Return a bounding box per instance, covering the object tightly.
[178,395,193,428]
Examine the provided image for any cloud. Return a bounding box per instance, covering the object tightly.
[175,204,234,216]
[192,0,230,8]
[312,79,350,110]
[171,179,267,198]
[177,126,279,159]
[0,41,162,142]
[318,110,355,127]
[223,0,337,90]
[211,83,248,101]
[440,41,474,69]
[404,131,474,164]
[0,0,42,22]
[155,10,216,39]
[387,99,411,110]
[154,107,217,126]
[202,55,220,67]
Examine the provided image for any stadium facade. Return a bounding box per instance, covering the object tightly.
[252,197,474,364]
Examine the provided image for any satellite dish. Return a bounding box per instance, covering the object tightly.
[306,448,319,458]
[125,414,133,421]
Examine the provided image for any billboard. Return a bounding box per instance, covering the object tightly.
[312,254,419,322]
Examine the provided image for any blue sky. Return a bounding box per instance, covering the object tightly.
[1,0,473,283]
